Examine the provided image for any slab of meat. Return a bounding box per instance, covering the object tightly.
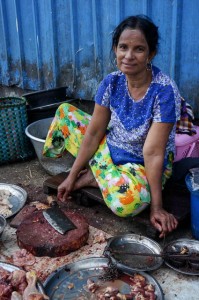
[16,210,89,257]
[0,268,27,300]
[9,270,27,295]
[0,189,12,217]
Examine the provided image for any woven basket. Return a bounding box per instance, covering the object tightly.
[0,97,34,164]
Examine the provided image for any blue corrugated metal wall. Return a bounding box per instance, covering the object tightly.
[0,0,199,115]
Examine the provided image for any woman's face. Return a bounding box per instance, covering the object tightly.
[114,28,154,76]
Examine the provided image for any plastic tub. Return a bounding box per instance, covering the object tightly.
[185,172,199,239]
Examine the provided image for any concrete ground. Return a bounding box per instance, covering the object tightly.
[1,157,198,300]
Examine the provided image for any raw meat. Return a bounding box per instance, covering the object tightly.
[11,291,23,300]
[0,267,47,300]
[22,271,48,300]
[0,189,13,217]
[12,249,36,267]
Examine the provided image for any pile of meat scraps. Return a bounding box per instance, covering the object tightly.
[86,273,156,300]
[0,267,48,300]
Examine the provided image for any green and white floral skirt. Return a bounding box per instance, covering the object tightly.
[43,103,173,218]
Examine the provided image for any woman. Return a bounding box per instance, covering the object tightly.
[43,15,181,238]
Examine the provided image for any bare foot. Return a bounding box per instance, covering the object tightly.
[73,169,98,190]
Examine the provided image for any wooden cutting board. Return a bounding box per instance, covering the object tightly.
[43,172,68,194]
[10,205,38,228]
[16,209,89,257]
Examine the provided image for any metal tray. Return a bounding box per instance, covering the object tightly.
[0,261,45,293]
[44,257,164,299]
[0,184,27,218]
[104,234,163,272]
[163,238,199,275]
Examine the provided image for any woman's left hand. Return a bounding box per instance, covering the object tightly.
[150,208,178,238]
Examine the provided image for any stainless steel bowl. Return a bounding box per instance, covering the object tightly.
[25,117,75,175]
[0,215,6,237]
[25,99,95,176]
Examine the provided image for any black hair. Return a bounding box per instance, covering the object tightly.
[111,15,159,55]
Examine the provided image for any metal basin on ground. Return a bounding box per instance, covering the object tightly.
[25,99,95,175]
[25,117,75,175]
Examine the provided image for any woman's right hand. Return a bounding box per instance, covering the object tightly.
[57,169,88,201]
[57,174,76,202]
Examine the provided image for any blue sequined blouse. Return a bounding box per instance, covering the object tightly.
[95,66,181,166]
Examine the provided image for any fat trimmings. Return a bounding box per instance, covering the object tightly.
[0,189,13,217]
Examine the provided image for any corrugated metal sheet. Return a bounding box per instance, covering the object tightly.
[0,0,199,115]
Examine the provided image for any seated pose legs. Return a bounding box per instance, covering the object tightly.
[43,15,181,238]
[44,103,173,219]
[73,168,98,190]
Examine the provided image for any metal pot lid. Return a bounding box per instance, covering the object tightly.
[0,183,27,218]
[103,234,163,272]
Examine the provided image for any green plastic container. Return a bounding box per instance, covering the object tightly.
[0,97,34,164]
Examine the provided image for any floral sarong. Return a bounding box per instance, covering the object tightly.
[43,103,173,217]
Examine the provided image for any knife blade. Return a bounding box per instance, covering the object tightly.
[43,201,76,235]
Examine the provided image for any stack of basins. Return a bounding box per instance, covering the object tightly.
[23,86,69,124]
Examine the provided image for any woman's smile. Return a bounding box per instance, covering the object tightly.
[122,62,137,67]
[115,28,150,76]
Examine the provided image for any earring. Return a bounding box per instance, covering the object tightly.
[114,57,117,68]
[146,61,152,71]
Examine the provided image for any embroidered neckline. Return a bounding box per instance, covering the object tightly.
[125,68,155,103]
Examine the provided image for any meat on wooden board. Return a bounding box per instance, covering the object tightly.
[16,210,89,257]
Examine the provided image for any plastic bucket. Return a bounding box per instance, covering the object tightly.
[185,173,199,239]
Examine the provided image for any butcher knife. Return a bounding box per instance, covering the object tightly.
[43,201,77,235]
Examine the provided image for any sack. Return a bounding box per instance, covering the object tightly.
[0,97,34,164]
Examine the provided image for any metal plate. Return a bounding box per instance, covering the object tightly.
[163,239,199,275]
[0,183,27,218]
[0,261,45,293]
[44,257,164,300]
[104,234,163,272]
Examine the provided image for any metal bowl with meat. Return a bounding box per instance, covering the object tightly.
[44,257,164,299]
